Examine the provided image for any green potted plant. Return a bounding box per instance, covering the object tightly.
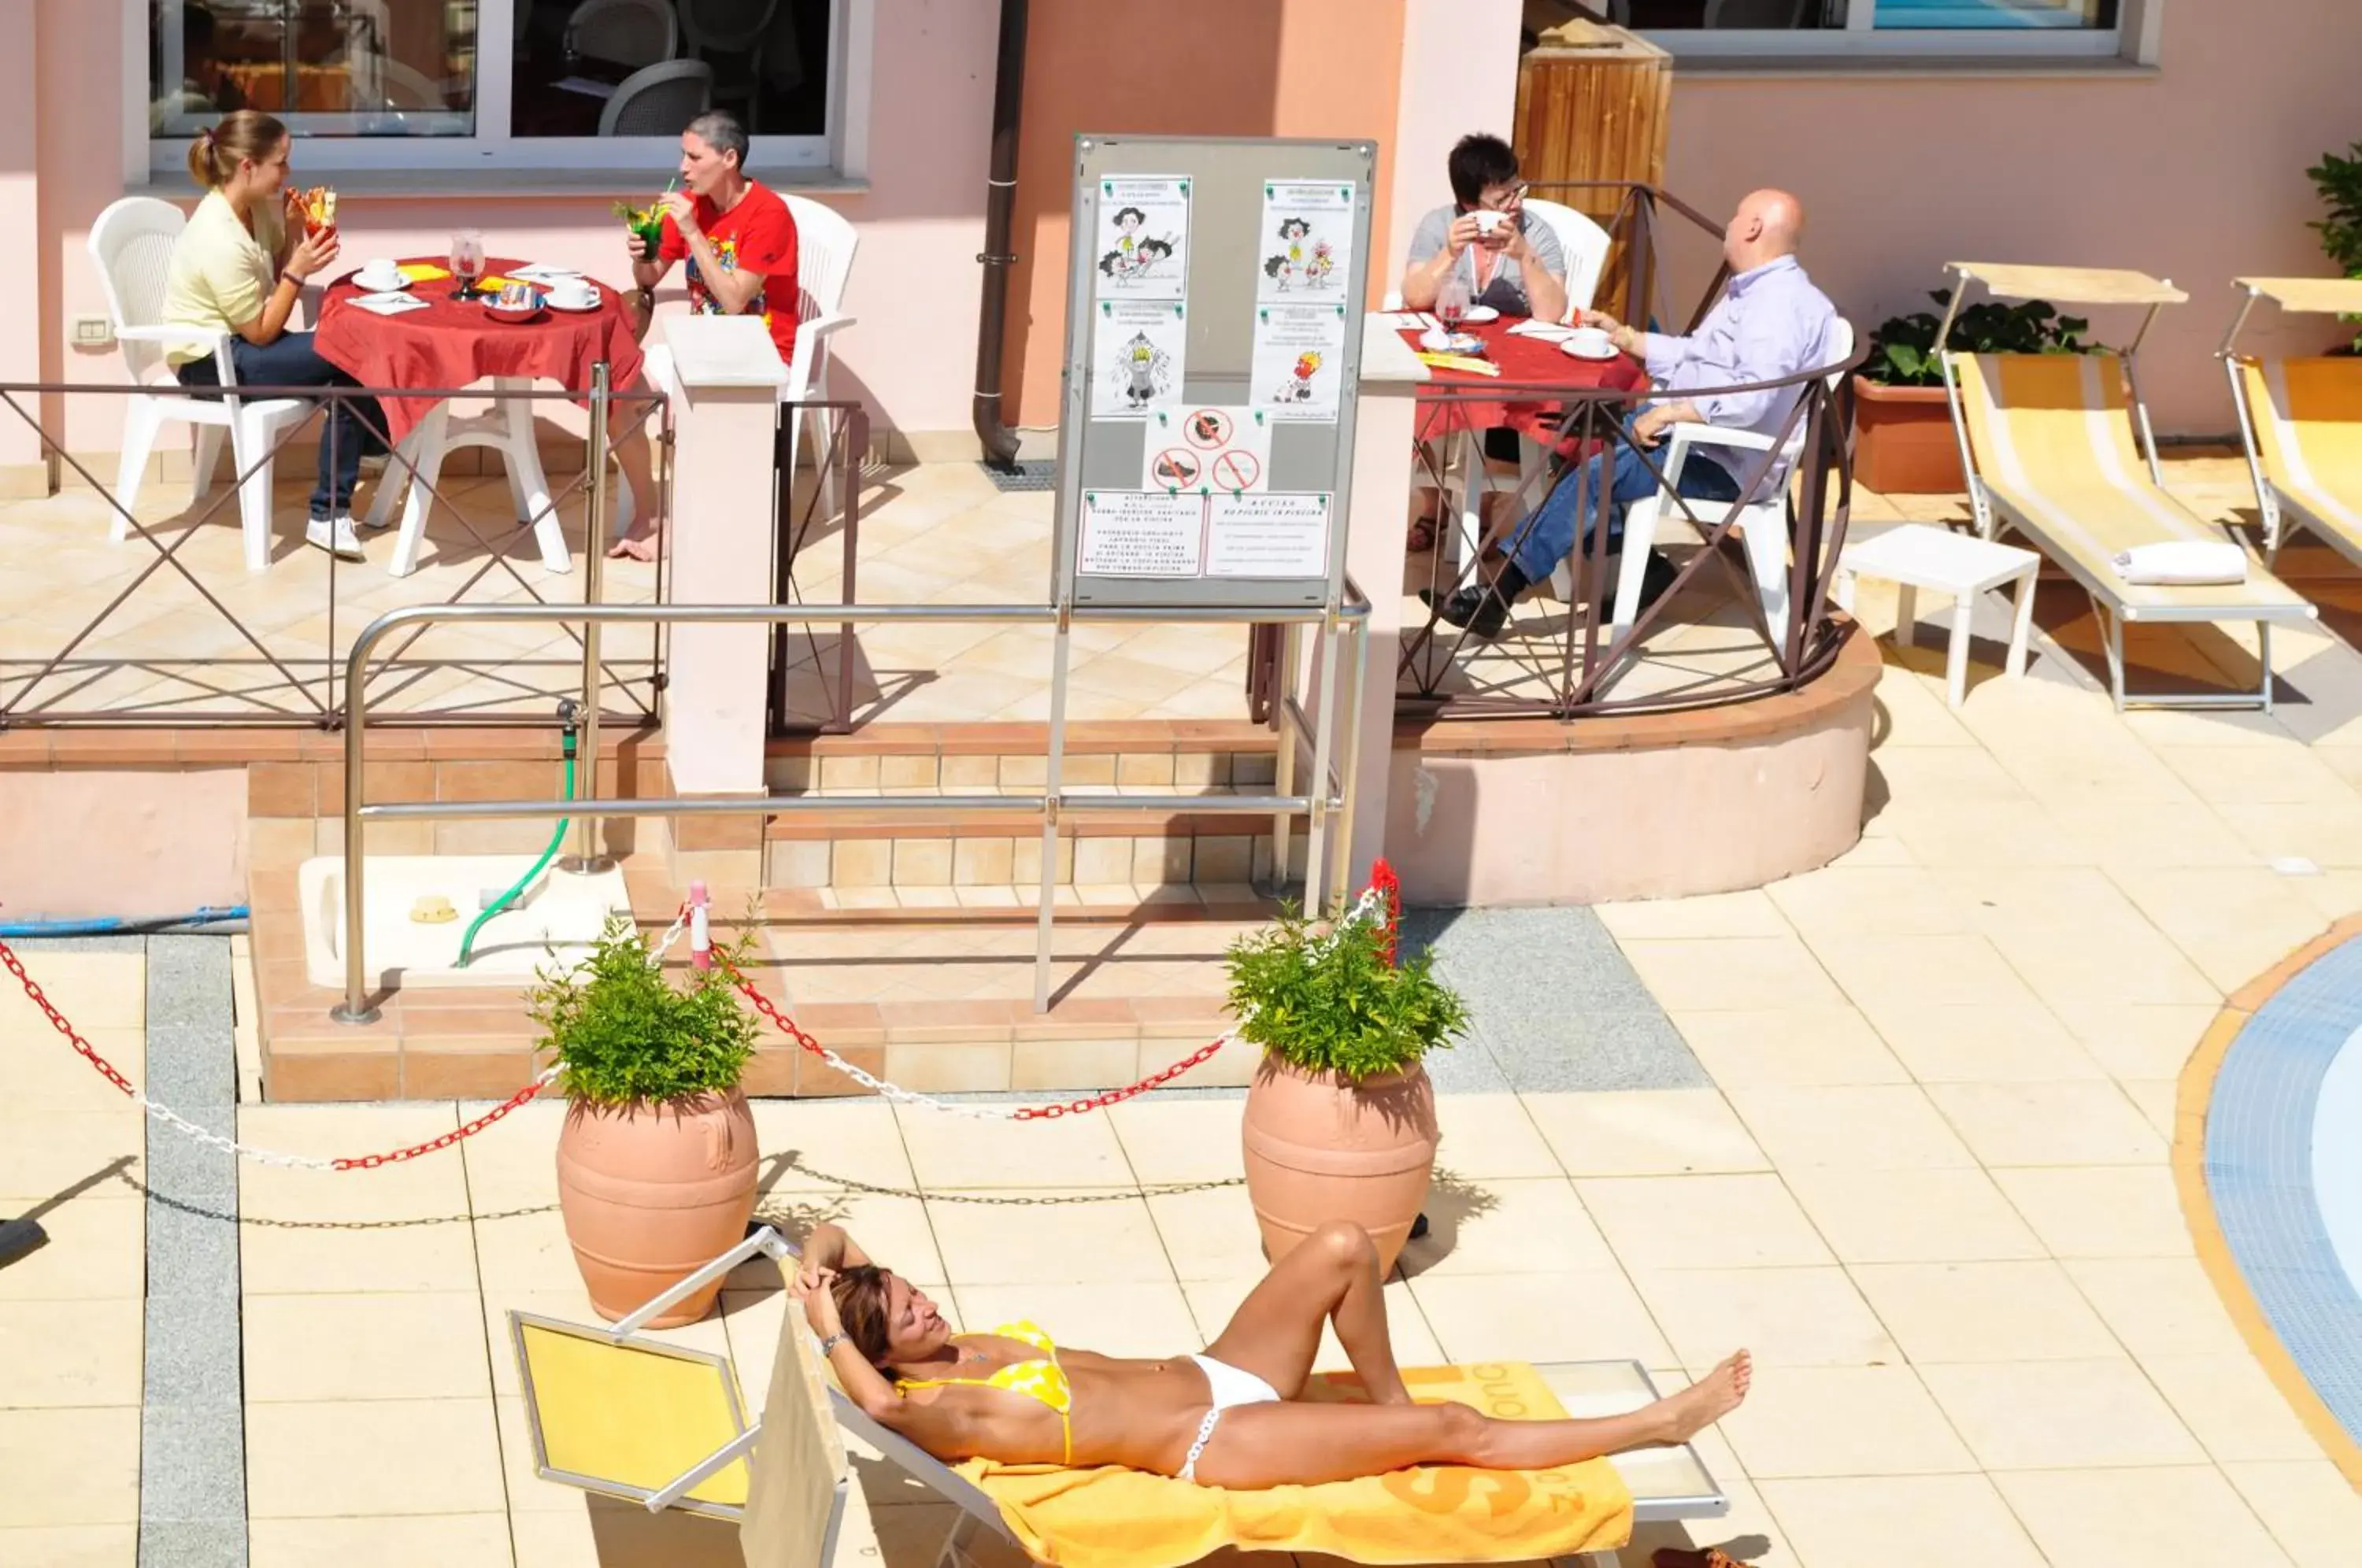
[532,914,765,1327]
[2307,141,2362,352]
[1227,898,1469,1277]
[1853,290,2093,494]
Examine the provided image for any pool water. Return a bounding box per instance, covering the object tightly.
[2205,937,2362,1452]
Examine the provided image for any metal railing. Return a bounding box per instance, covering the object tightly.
[332,591,1372,1024]
[1369,181,1866,722]
[0,372,862,732]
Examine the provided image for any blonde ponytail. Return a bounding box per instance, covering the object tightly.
[187,110,287,190]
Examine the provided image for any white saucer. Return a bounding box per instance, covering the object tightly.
[1458,305,1501,324]
[354,272,405,294]
[546,292,603,312]
[1560,338,1620,361]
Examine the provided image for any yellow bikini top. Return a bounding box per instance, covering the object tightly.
[895,1320,1072,1463]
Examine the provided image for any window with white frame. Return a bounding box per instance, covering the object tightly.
[147,0,840,173]
[1601,0,2156,61]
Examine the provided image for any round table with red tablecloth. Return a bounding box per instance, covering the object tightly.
[1407,316,1649,587]
[313,257,647,576]
[1408,315,1648,457]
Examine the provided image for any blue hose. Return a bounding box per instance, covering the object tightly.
[0,906,250,937]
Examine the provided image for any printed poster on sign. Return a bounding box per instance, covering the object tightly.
[1092,176,1191,301]
[1256,179,1355,301]
[1093,301,1187,420]
[1206,492,1332,579]
[1142,405,1271,494]
[1249,302,1347,423]
[1079,490,1205,578]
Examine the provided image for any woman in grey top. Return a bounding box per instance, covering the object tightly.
[1401,133,1568,324]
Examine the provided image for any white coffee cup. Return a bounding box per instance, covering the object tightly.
[1568,325,1614,357]
[550,280,598,309]
[1472,210,1507,237]
[357,258,403,290]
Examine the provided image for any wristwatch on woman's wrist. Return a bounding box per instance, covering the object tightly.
[818,1332,849,1356]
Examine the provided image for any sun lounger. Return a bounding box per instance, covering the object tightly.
[2221,277,2362,564]
[509,1226,1731,1568]
[1938,262,2317,712]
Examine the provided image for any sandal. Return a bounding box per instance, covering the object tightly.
[1406,519,1436,553]
[1652,1549,1753,1568]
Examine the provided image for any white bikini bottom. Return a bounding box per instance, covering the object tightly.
[1179,1353,1280,1481]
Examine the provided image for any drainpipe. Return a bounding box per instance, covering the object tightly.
[971,0,1029,469]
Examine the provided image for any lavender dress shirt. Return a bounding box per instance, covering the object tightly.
[1639,254,1839,473]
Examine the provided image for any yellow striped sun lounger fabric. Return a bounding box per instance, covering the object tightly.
[2240,356,2362,557]
[1949,351,2310,620]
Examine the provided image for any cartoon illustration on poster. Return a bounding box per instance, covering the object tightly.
[1078,490,1206,578]
[1249,302,1347,422]
[1256,179,1355,301]
[1091,301,1187,419]
[1142,404,1272,494]
[1092,176,1191,300]
[1206,492,1331,579]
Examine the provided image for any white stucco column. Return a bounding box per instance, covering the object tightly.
[1335,318,1427,897]
[1384,0,1525,276]
[658,316,790,796]
[0,0,43,494]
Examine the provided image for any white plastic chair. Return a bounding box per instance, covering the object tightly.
[628,193,860,535]
[598,59,713,136]
[1610,316,1857,642]
[87,197,309,573]
[1518,198,1612,320]
[565,0,679,68]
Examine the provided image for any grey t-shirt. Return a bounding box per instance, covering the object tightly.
[1406,205,1568,318]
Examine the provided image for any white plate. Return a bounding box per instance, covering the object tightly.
[1457,305,1501,324]
[546,292,604,312]
[1560,338,1620,361]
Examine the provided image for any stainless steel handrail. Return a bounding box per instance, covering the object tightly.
[332,596,1371,1024]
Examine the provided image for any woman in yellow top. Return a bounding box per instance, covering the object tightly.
[162,110,383,560]
[794,1219,1749,1488]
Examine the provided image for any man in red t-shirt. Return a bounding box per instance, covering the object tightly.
[608,109,803,560]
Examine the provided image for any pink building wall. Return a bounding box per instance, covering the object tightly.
[23,0,994,465]
[11,0,2361,469]
[1660,0,2362,436]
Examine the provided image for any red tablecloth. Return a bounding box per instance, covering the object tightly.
[1409,316,1647,457]
[314,257,646,446]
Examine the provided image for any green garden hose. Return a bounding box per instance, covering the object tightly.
[455,745,575,971]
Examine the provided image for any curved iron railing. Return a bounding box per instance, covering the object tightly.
[1390,180,1867,722]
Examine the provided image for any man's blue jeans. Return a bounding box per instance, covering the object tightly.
[1500,420,1743,584]
[176,331,384,520]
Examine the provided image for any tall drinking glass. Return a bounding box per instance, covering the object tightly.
[1435,272,1471,336]
[450,229,486,300]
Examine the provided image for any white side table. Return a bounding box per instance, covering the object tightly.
[1834,523,2042,710]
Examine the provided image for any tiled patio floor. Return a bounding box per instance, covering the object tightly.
[16,451,2362,1563]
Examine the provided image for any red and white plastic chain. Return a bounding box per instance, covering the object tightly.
[0,905,695,1174]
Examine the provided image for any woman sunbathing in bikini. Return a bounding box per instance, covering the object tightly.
[792,1217,1749,1489]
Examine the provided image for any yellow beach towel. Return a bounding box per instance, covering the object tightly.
[953,1362,1635,1568]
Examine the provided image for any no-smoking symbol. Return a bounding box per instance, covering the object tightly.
[1210,449,1261,491]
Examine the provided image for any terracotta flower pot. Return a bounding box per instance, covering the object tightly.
[1241,1056,1439,1278]
[556,1089,759,1327]
[1852,378,1965,494]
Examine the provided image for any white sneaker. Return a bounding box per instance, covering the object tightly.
[306,515,366,560]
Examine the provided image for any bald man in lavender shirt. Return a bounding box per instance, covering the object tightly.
[1429,189,1839,640]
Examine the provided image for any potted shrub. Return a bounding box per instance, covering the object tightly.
[2306,141,2362,352]
[1227,897,1469,1277]
[1854,290,2093,494]
[531,914,765,1326]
